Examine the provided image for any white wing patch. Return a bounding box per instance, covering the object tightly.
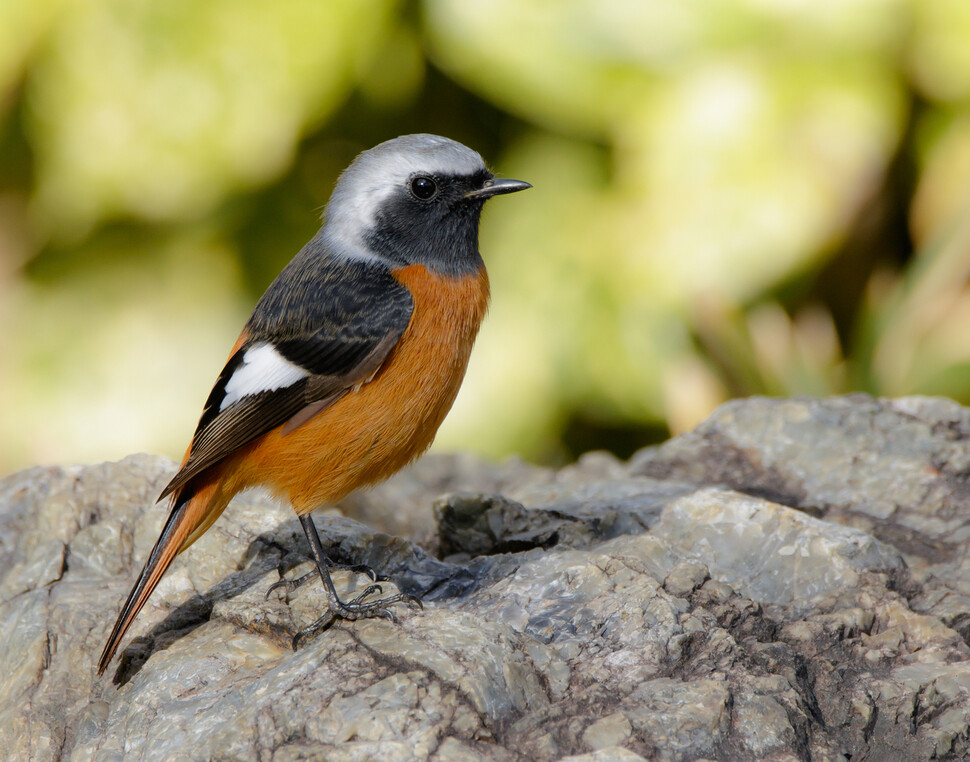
[220,343,308,411]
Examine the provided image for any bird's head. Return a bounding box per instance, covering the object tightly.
[322,134,531,275]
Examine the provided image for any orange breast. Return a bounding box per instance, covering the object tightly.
[225,264,490,513]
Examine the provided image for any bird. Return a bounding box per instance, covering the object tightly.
[97,134,531,676]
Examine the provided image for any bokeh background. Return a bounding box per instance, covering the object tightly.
[2,0,970,476]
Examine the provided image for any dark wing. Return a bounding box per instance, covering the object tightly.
[159,251,413,500]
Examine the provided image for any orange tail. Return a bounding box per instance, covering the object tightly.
[97,480,230,675]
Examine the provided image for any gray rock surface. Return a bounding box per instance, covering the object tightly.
[3,395,970,759]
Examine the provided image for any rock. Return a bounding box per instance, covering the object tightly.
[659,486,904,611]
[4,395,970,759]
[630,394,970,554]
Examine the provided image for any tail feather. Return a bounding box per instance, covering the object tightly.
[97,482,228,676]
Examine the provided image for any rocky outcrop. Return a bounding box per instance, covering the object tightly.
[4,395,970,760]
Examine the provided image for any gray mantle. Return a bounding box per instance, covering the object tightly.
[4,395,970,760]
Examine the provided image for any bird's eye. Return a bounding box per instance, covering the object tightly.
[409,176,437,200]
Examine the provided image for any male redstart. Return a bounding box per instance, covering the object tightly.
[98,134,530,675]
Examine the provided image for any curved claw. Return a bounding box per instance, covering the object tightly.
[341,563,386,582]
[352,584,383,602]
[265,578,288,601]
[292,612,337,649]
[404,594,424,611]
[265,583,281,601]
[265,569,317,600]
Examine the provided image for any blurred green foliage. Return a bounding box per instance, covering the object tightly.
[1,0,970,474]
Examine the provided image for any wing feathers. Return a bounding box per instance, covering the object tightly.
[279,393,343,435]
[158,258,414,501]
[220,344,308,411]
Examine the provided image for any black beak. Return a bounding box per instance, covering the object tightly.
[464,178,532,200]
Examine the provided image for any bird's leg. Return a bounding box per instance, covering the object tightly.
[281,515,421,643]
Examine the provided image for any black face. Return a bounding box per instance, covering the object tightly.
[365,168,496,276]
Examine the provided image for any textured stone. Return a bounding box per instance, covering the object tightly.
[657,486,904,610]
[5,396,970,759]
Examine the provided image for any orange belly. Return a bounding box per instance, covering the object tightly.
[222,263,490,513]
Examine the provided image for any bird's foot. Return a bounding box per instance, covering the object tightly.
[286,515,422,648]
[266,560,387,600]
[291,584,423,648]
[325,583,423,621]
